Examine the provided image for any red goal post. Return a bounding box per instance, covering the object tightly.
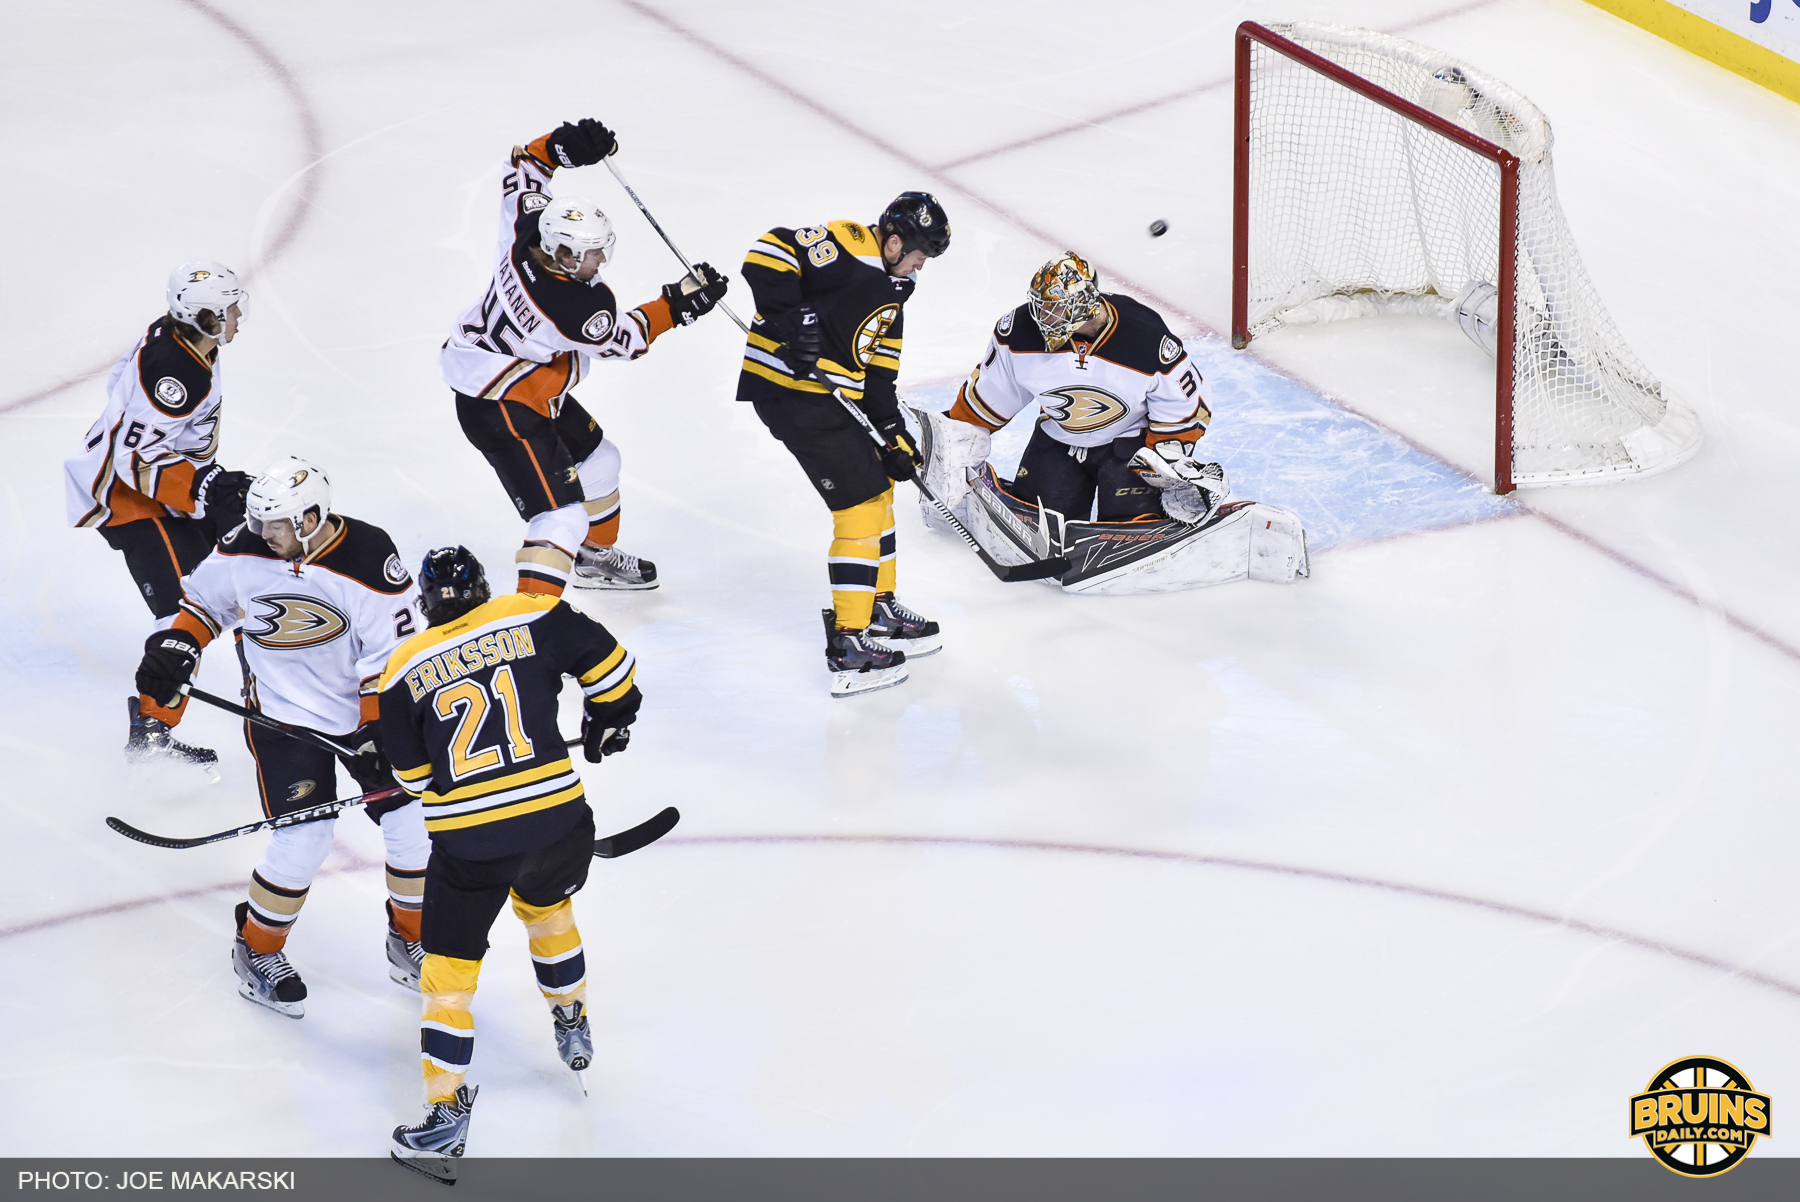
[1230,21,1700,496]
[1232,20,1521,493]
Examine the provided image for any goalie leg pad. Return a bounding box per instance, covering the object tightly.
[914,407,991,518]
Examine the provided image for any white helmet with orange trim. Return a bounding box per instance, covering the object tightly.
[246,456,332,555]
[166,260,246,338]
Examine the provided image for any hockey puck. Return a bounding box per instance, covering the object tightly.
[1148,220,1168,237]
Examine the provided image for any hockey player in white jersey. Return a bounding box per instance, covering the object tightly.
[919,253,1307,594]
[65,261,256,772]
[132,457,431,1017]
[441,116,729,597]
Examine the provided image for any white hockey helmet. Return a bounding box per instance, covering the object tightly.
[167,260,246,337]
[536,194,615,278]
[246,456,332,554]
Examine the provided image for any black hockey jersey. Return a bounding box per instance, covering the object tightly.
[736,220,912,419]
[377,592,637,859]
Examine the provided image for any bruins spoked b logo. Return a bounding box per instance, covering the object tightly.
[1630,1056,1770,1176]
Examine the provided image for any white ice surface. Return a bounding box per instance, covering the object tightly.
[5,0,1800,1159]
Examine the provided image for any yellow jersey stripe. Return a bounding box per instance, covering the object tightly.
[380,593,558,690]
[424,782,586,832]
[744,252,799,275]
[576,645,626,686]
[425,756,573,804]
[589,665,636,705]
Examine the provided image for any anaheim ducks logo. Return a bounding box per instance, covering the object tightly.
[1040,384,1131,435]
[854,304,900,367]
[244,594,350,650]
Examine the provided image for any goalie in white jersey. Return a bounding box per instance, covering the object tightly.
[441,116,728,597]
[132,457,430,1018]
[921,252,1226,526]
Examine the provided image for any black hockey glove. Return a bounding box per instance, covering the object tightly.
[661,263,729,326]
[136,628,203,708]
[345,721,392,798]
[782,306,822,378]
[545,118,618,169]
[194,465,252,529]
[582,684,642,764]
[874,414,922,483]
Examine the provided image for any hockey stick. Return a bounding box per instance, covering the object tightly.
[602,160,1063,583]
[105,786,404,850]
[603,156,751,336]
[810,370,1070,583]
[182,684,360,758]
[593,806,680,858]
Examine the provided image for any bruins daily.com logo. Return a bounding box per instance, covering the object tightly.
[1630,1056,1770,1176]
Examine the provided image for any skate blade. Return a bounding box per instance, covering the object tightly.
[867,633,942,657]
[236,979,305,1019]
[830,665,910,698]
[576,1068,589,1097]
[569,575,659,591]
[388,963,421,991]
[390,1150,458,1185]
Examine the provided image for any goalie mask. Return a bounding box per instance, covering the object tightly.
[1028,253,1104,350]
[245,456,332,556]
[167,260,246,338]
[537,195,615,284]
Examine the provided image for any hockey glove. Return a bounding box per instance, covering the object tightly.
[781,306,822,378]
[136,628,203,708]
[582,684,642,764]
[346,721,392,797]
[875,414,922,483]
[661,263,729,326]
[545,118,618,169]
[194,465,252,529]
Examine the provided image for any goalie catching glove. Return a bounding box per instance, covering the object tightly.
[1128,442,1230,525]
[582,683,642,764]
[662,263,729,326]
[136,627,203,710]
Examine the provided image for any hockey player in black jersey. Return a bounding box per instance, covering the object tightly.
[738,192,949,697]
[65,261,257,771]
[442,117,728,598]
[379,547,640,1179]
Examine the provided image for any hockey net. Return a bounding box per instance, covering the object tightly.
[1231,21,1700,491]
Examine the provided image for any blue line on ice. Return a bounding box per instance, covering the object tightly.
[905,334,1518,550]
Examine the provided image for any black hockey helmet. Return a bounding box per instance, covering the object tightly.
[418,545,490,627]
[877,191,950,259]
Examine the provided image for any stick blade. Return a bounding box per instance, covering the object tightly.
[592,806,680,859]
[996,556,1069,583]
[105,815,201,850]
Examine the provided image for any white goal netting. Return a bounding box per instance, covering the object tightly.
[1244,22,1700,487]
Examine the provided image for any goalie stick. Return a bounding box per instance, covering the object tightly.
[108,796,681,857]
[810,369,1069,584]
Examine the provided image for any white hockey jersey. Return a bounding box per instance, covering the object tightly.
[438,137,674,417]
[948,295,1210,450]
[65,317,226,528]
[172,517,421,736]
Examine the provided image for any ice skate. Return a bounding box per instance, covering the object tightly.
[571,544,658,590]
[124,695,220,781]
[552,999,593,1072]
[391,1084,477,1184]
[231,904,306,1018]
[823,609,908,698]
[386,916,424,991]
[866,593,941,657]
